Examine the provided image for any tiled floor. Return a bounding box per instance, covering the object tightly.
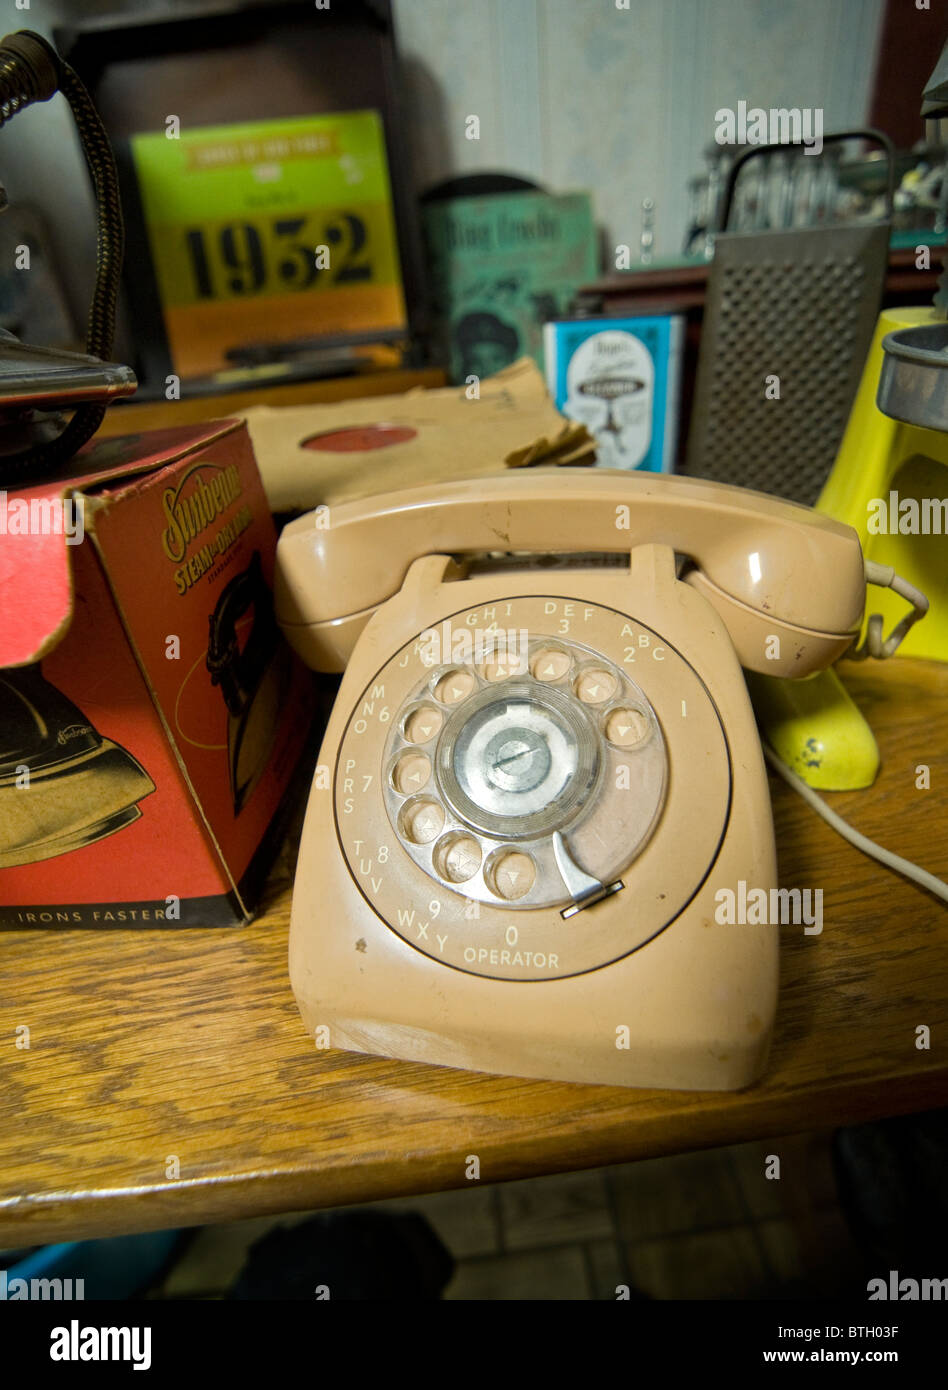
[147,1128,868,1300]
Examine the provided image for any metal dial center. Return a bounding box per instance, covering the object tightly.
[484,727,551,792]
[450,697,580,824]
[436,684,600,841]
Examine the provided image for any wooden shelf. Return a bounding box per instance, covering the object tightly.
[95,367,447,438]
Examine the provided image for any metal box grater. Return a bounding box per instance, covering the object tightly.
[684,222,890,504]
[684,131,893,505]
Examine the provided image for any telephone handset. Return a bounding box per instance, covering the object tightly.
[275,470,870,1091]
[276,469,866,676]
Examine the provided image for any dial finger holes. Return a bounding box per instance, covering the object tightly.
[433,669,476,705]
[403,704,443,744]
[398,797,444,845]
[574,667,618,704]
[530,646,571,682]
[485,847,537,901]
[434,832,482,883]
[391,750,431,794]
[604,705,650,749]
[479,653,520,682]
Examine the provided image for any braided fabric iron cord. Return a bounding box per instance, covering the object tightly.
[0,31,125,481]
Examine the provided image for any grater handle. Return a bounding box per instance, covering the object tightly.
[716,127,896,232]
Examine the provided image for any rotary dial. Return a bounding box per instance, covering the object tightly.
[382,637,666,912]
[332,595,731,981]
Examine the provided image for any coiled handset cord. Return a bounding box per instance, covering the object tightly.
[0,29,124,480]
[847,560,930,660]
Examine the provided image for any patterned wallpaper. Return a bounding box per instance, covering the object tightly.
[393,0,886,263]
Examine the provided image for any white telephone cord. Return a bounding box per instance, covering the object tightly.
[763,558,946,902]
[763,747,948,905]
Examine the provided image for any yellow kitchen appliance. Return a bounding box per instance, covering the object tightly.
[751,303,947,788]
[819,305,947,663]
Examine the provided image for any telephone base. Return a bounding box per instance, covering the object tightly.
[289,548,781,1093]
[295,934,774,1094]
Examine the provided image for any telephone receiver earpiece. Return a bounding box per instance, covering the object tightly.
[275,469,866,675]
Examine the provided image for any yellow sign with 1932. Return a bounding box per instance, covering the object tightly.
[130,111,406,379]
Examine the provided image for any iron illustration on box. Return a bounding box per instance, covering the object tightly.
[544,316,684,472]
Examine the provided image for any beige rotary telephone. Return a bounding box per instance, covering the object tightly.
[274,469,872,1091]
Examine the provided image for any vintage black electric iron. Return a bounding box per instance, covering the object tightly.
[0,30,150,866]
[0,30,136,481]
[207,552,291,815]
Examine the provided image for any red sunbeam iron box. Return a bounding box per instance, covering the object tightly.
[0,418,312,927]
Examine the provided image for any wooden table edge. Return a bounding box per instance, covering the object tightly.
[4,1063,946,1247]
